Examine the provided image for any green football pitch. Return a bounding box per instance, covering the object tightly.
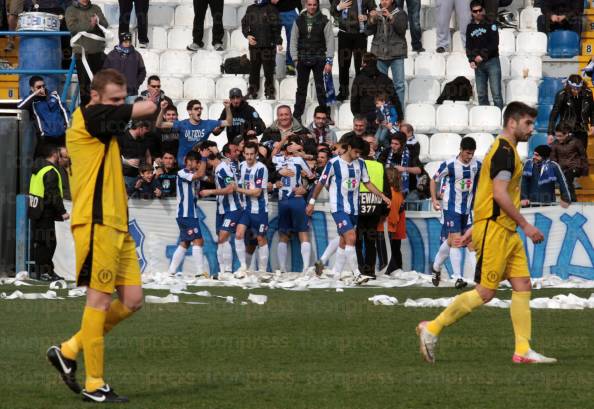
[1,285,592,409]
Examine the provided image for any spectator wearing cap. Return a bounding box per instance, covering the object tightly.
[118,0,150,48]
[118,120,153,190]
[548,74,594,157]
[307,105,337,145]
[550,123,589,202]
[213,88,267,144]
[466,0,503,109]
[521,144,570,207]
[103,32,147,100]
[242,0,282,100]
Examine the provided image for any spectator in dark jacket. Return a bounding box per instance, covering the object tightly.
[331,0,376,101]
[548,75,594,157]
[242,0,282,100]
[351,52,403,132]
[377,132,421,196]
[118,0,149,47]
[550,123,589,202]
[29,144,69,281]
[521,144,571,207]
[466,0,503,109]
[128,164,163,199]
[367,0,408,106]
[103,32,146,98]
[138,75,173,106]
[436,76,474,104]
[537,0,583,34]
[214,88,266,144]
[261,105,308,146]
[118,120,152,190]
[155,151,178,197]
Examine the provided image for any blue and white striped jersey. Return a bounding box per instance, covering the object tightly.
[176,168,200,218]
[320,156,370,215]
[274,155,314,200]
[215,160,243,215]
[239,161,268,214]
[433,157,481,215]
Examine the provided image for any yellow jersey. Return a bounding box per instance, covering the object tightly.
[66,104,133,232]
[473,136,522,231]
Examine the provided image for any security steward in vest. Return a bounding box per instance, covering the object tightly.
[356,136,391,278]
[28,144,70,281]
[289,0,335,123]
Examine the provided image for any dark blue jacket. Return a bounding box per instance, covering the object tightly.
[18,91,69,138]
[521,159,571,204]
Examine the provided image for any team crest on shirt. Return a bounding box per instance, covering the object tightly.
[225,176,234,184]
[128,219,147,272]
[344,178,359,191]
[459,178,473,192]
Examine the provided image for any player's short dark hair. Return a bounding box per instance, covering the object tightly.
[185,151,201,162]
[503,101,537,126]
[469,0,483,10]
[147,75,160,84]
[91,69,127,94]
[348,136,368,152]
[222,143,233,157]
[37,143,58,159]
[555,123,572,134]
[187,99,202,111]
[244,142,258,153]
[243,134,258,144]
[460,136,477,151]
[29,75,44,87]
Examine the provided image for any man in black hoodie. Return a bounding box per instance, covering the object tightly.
[242,0,282,100]
[351,52,402,132]
[214,88,267,144]
[29,144,69,281]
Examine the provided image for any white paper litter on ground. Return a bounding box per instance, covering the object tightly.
[49,280,68,290]
[145,294,179,304]
[247,293,268,305]
[0,290,62,300]
[68,288,87,298]
[369,293,594,310]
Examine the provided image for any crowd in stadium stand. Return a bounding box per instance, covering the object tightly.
[21,0,592,280]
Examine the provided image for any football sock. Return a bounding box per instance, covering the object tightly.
[320,237,340,264]
[168,245,186,274]
[278,242,288,272]
[301,241,311,271]
[433,240,450,271]
[332,247,346,276]
[234,239,247,269]
[192,245,204,275]
[463,248,476,278]
[450,247,463,279]
[426,289,484,336]
[344,245,361,276]
[258,245,269,272]
[222,242,232,272]
[81,306,107,392]
[248,249,257,271]
[510,291,532,355]
[217,241,231,273]
[61,300,134,360]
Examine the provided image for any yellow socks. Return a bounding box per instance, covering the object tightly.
[426,289,484,336]
[81,306,107,392]
[61,300,134,360]
[510,290,531,355]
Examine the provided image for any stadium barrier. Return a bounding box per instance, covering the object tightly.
[50,200,594,282]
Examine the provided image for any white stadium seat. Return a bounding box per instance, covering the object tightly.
[423,160,442,179]
[506,79,538,106]
[248,100,274,126]
[208,102,224,121]
[151,0,180,6]
[223,6,238,30]
[414,53,446,78]
[510,55,542,80]
[469,105,501,133]
[435,102,468,133]
[337,103,354,130]
[237,5,248,23]
[405,103,435,134]
[160,77,184,99]
[279,77,298,101]
[216,76,247,100]
[519,7,541,32]
[451,31,464,53]
[408,78,441,104]
[191,51,222,78]
[168,27,194,50]
[148,27,168,49]
[404,56,415,80]
[421,28,437,51]
[159,50,191,77]
[429,133,462,161]
[516,32,547,56]
[224,0,244,7]
[174,4,194,26]
[229,29,249,52]
[517,141,528,160]
[183,77,216,100]
[148,5,175,27]
[137,49,160,75]
[415,133,430,162]
[499,55,510,80]
[465,132,494,159]
[176,100,189,120]
[498,29,516,56]
[446,52,474,80]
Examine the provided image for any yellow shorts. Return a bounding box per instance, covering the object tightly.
[472,219,530,290]
[73,224,141,293]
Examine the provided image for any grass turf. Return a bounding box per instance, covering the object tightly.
[1,285,593,409]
